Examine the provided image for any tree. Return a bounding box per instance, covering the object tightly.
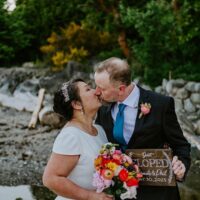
[0,0,14,65]
[120,0,200,86]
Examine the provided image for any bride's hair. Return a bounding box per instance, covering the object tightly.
[53,78,84,121]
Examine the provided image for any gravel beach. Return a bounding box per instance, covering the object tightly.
[0,106,59,186]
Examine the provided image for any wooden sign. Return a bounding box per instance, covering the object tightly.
[126,149,176,186]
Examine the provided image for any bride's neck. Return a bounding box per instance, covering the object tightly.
[70,115,93,126]
[68,115,96,135]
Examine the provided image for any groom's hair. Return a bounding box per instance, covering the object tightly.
[53,78,84,121]
[95,57,132,86]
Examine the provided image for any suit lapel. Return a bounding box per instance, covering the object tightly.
[105,103,116,143]
[128,86,150,146]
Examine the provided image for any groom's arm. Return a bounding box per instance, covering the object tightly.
[163,97,191,180]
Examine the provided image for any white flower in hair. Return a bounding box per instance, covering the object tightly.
[61,82,70,102]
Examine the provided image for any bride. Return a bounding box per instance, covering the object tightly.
[43,78,113,200]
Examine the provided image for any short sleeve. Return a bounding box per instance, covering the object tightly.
[53,127,81,155]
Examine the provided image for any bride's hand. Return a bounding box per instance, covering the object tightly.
[88,191,114,200]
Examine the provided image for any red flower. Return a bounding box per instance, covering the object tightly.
[102,158,111,167]
[126,178,139,187]
[111,158,121,165]
[119,169,129,182]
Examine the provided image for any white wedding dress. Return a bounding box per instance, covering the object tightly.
[52,124,108,200]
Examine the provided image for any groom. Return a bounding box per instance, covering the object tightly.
[94,57,191,200]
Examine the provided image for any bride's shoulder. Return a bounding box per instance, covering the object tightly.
[59,126,81,136]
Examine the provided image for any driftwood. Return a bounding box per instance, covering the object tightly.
[28,88,45,129]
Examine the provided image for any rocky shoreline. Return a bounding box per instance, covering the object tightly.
[0,107,59,186]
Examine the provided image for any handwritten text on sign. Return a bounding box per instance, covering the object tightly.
[126,149,176,186]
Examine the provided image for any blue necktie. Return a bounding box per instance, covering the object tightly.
[113,104,127,151]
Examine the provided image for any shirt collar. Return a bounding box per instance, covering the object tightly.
[121,83,140,108]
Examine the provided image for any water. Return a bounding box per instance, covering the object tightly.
[0,148,199,200]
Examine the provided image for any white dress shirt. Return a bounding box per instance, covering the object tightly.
[111,83,140,144]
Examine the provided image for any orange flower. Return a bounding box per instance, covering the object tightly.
[94,156,102,169]
[101,169,114,180]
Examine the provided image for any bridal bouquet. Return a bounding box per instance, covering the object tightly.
[93,143,143,199]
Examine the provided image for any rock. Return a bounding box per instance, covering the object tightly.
[172,87,178,96]
[43,94,53,107]
[0,92,37,112]
[185,82,196,92]
[71,71,90,80]
[0,82,12,95]
[190,93,200,104]
[22,62,35,68]
[176,88,189,99]
[196,120,200,135]
[194,83,200,92]
[39,106,65,128]
[39,74,65,94]
[155,86,163,94]
[187,114,199,122]
[174,99,184,112]
[22,150,33,160]
[173,79,186,87]
[140,84,152,91]
[64,61,84,77]
[15,78,39,96]
[178,113,195,134]
[0,119,8,126]
[162,79,168,90]
[184,99,196,113]
[166,80,174,94]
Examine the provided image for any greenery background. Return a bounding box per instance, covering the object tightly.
[0,0,199,86]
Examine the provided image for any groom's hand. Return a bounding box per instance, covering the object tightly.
[172,156,186,181]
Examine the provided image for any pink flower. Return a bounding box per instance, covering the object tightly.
[93,172,112,192]
[114,150,122,155]
[122,154,133,164]
[139,103,151,119]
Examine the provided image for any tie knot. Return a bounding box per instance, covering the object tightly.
[118,103,126,113]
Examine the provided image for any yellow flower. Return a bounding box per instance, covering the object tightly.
[124,162,130,168]
[106,162,118,171]
[128,172,134,179]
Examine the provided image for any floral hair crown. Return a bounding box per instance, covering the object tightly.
[61,82,70,102]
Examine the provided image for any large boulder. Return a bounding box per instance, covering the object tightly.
[190,93,200,104]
